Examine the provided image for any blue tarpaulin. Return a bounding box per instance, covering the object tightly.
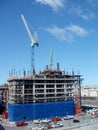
[8,100,74,122]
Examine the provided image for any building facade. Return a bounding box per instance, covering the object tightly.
[81,86,98,97]
[7,67,82,122]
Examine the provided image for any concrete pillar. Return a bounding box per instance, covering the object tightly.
[54,83,57,101]
[44,83,46,102]
[33,84,35,102]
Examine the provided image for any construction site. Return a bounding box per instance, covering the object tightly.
[0,14,82,122]
[7,63,82,121]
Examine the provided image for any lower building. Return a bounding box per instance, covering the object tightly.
[0,84,8,115]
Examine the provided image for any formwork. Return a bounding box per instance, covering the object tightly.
[8,100,74,121]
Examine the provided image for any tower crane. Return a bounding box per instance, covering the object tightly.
[21,14,39,76]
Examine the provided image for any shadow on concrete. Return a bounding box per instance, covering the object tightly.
[0,124,6,130]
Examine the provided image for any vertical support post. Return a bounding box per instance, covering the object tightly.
[44,83,46,102]
[23,83,24,104]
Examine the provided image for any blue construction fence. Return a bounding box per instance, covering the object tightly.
[8,100,74,122]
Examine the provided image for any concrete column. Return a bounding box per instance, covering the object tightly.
[22,84,24,103]
[55,83,57,101]
[44,83,46,102]
[64,84,66,100]
[33,84,35,102]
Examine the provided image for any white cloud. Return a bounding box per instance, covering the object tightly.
[69,6,95,20]
[46,24,88,42]
[66,24,88,37]
[86,0,98,7]
[35,0,64,12]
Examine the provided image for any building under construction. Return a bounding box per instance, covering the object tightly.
[7,15,82,122]
[7,62,82,122]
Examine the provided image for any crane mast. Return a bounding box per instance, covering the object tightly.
[21,14,39,76]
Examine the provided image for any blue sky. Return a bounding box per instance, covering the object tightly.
[0,0,98,86]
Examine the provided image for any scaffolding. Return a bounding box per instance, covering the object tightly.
[8,68,81,105]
